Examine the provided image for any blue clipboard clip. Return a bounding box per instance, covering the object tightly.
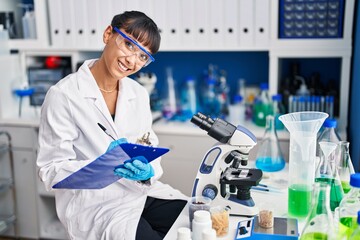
[52,143,169,189]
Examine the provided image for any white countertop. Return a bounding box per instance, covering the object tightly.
[164,164,305,240]
[153,118,290,140]
[0,113,290,140]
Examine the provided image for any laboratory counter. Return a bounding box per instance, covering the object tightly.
[164,164,306,240]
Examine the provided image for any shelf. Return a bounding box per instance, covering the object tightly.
[0,215,16,235]
[0,178,13,194]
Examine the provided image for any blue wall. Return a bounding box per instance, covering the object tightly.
[137,51,269,102]
[349,2,360,172]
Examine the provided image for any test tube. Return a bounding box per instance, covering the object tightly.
[298,96,306,111]
[311,96,316,111]
[325,95,334,119]
[288,95,293,113]
[320,96,325,112]
[315,96,321,111]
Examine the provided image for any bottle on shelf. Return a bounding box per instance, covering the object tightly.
[300,182,335,240]
[271,94,285,130]
[349,211,360,240]
[337,141,355,194]
[296,75,310,97]
[202,77,220,118]
[280,62,302,113]
[228,95,246,126]
[315,141,344,211]
[253,83,271,127]
[255,115,285,172]
[18,3,37,39]
[162,67,178,120]
[215,70,230,119]
[338,174,360,239]
[181,76,198,119]
[0,24,9,55]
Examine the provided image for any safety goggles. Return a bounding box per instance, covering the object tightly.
[113,27,155,67]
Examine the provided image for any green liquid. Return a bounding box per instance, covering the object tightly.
[315,178,344,211]
[339,217,358,238]
[300,232,328,240]
[341,181,351,194]
[288,184,312,218]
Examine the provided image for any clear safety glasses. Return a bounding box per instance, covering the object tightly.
[113,27,155,67]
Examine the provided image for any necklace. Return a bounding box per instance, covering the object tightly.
[98,84,118,93]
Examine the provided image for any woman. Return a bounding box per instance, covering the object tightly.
[37,11,187,240]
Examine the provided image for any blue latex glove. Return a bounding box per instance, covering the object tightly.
[114,156,154,181]
[107,138,127,152]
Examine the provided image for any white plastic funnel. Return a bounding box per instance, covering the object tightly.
[279,111,328,218]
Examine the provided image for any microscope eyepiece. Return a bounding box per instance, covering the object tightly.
[191,112,236,143]
[190,112,214,132]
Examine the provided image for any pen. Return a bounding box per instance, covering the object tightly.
[251,187,270,192]
[97,123,116,141]
[251,186,283,193]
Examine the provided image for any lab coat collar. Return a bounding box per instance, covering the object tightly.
[76,59,137,137]
[77,59,137,101]
[77,59,103,99]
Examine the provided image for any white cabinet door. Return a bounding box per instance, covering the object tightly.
[12,149,39,239]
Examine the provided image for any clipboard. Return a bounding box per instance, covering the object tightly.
[52,143,169,189]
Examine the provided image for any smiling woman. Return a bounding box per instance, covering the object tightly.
[36,11,187,240]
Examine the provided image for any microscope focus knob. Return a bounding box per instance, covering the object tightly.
[202,184,218,200]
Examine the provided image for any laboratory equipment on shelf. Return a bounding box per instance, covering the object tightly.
[300,182,335,240]
[255,115,285,172]
[190,112,262,216]
[315,141,344,211]
[0,131,17,236]
[272,94,285,130]
[279,111,328,219]
[13,87,35,117]
[180,76,198,119]
[338,174,360,239]
[228,95,245,126]
[337,141,355,194]
[162,67,177,119]
[253,83,271,127]
[202,78,220,118]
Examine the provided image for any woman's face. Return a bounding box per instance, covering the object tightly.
[101,26,152,80]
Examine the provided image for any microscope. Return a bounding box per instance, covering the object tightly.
[191,112,262,216]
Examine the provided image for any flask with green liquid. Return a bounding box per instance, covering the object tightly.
[315,141,344,211]
[300,182,335,240]
[337,141,355,194]
[349,211,360,240]
[338,174,360,239]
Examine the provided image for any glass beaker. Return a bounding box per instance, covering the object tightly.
[279,111,328,218]
[315,141,344,211]
[300,182,335,240]
[338,141,355,194]
[255,115,285,172]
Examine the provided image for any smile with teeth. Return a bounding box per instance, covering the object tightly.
[118,61,129,71]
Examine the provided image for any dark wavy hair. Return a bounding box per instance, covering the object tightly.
[111,11,161,54]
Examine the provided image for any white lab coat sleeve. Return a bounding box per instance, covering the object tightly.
[37,86,93,191]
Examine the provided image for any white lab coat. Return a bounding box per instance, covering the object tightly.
[37,59,188,240]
